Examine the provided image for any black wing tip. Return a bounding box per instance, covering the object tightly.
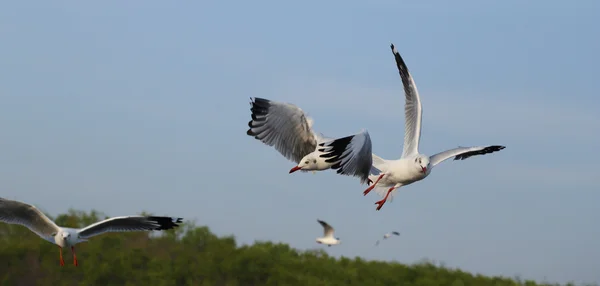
[247,97,273,136]
[320,134,372,184]
[319,135,355,163]
[251,97,271,105]
[390,43,396,53]
[148,216,183,231]
[453,145,506,160]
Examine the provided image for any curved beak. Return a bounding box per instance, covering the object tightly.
[421,166,427,173]
[289,166,302,174]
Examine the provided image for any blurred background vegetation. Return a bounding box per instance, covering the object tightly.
[0,210,594,286]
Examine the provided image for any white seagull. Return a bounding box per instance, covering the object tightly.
[348,44,505,210]
[246,97,374,184]
[316,219,341,247]
[0,197,183,266]
[375,231,400,246]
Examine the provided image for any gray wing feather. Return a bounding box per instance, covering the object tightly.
[77,216,182,239]
[0,197,59,242]
[319,129,373,184]
[430,145,506,167]
[317,219,334,237]
[247,97,318,163]
[391,44,423,158]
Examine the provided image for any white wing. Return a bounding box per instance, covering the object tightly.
[318,129,373,184]
[0,197,60,242]
[77,216,182,239]
[391,44,423,158]
[317,219,335,238]
[429,145,506,167]
[247,97,318,163]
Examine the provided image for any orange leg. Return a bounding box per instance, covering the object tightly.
[363,173,385,196]
[59,247,65,266]
[72,246,78,267]
[375,186,396,211]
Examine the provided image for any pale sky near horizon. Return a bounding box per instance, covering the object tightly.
[1,1,599,284]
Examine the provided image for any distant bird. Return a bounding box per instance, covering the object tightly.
[316,219,341,247]
[338,43,506,210]
[0,197,183,266]
[246,97,374,184]
[375,231,400,246]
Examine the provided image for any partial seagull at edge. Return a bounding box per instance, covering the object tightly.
[0,197,183,266]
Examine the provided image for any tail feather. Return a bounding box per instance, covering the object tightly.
[371,153,386,167]
[373,186,399,202]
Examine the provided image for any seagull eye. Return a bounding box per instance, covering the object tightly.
[313,159,317,164]
[305,160,309,164]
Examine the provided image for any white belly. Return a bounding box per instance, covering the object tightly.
[316,237,339,245]
[369,162,427,187]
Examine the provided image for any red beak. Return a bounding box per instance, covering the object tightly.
[289,166,302,174]
[421,166,427,173]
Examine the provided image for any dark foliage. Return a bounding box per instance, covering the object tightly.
[0,210,594,286]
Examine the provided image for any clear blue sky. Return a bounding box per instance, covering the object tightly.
[1,0,599,284]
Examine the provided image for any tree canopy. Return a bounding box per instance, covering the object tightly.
[0,210,593,286]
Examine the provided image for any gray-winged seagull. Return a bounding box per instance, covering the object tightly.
[246,97,374,184]
[316,219,341,247]
[336,44,506,210]
[0,197,183,266]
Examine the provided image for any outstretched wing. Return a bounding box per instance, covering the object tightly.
[317,219,335,238]
[391,43,423,158]
[77,216,182,239]
[429,145,506,167]
[246,97,318,163]
[391,231,400,236]
[318,129,373,184]
[0,197,60,242]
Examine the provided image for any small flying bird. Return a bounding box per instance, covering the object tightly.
[337,44,506,210]
[316,219,341,247]
[0,197,183,266]
[375,231,400,246]
[246,97,374,184]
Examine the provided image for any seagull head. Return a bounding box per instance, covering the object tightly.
[414,156,430,174]
[61,232,70,241]
[289,155,318,174]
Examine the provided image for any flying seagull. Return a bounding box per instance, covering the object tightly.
[316,219,341,247]
[0,197,183,266]
[375,231,400,246]
[246,97,373,184]
[338,44,506,210]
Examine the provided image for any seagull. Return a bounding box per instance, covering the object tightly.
[316,219,341,247]
[344,43,505,210]
[246,97,374,184]
[375,231,400,246]
[0,197,183,266]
